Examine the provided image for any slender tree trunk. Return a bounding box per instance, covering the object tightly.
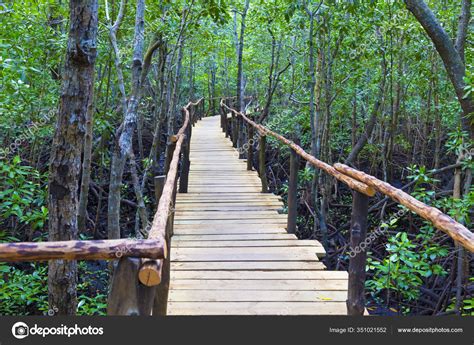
[235,0,250,112]
[48,0,98,315]
[108,0,146,240]
[346,32,387,165]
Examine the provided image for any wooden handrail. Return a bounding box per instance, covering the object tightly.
[0,238,165,262]
[138,98,204,286]
[334,163,474,252]
[220,100,376,197]
[220,98,473,316]
[220,99,474,253]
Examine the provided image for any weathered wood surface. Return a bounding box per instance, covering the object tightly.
[334,163,474,253]
[168,115,348,315]
[0,238,165,262]
[139,99,203,286]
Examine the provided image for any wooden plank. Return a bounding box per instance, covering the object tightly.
[187,188,262,193]
[170,279,347,290]
[176,209,281,213]
[172,270,346,280]
[174,211,282,219]
[176,198,282,204]
[172,246,323,255]
[171,252,321,262]
[172,233,298,241]
[173,223,287,229]
[167,302,347,315]
[175,205,283,211]
[171,261,325,271]
[168,290,347,302]
[172,240,322,248]
[176,193,280,199]
[174,219,288,225]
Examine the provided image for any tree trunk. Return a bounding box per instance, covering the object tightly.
[48,0,98,315]
[404,0,473,138]
[345,36,386,165]
[108,0,146,240]
[235,0,250,112]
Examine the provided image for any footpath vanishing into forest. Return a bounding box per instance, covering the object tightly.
[0,98,472,316]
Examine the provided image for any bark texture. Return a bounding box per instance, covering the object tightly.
[48,0,99,315]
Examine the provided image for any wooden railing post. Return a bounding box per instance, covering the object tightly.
[108,258,156,315]
[224,112,229,138]
[258,135,269,193]
[179,109,192,193]
[247,122,254,170]
[220,105,225,131]
[287,145,299,234]
[347,191,369,315]
[164,136,177,175]
[153,205,173,315]
[154,175,165,208]
[237,116,244,159]
[152,137,180,315]
[231,113,238,147]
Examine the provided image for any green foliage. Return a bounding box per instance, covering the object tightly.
[76,262,108,316]
[0,263,48,315]
[0,156,48,233]
[445,130,473,170]
[366,231,448,307]
[0,261,109,316]
[0,1,62,142]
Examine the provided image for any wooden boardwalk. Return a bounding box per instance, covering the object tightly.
[168,115,348,315]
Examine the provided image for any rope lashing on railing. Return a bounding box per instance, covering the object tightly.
[220,99,474,253]
[138,98,204,286]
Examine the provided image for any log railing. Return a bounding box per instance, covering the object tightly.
[108,98,204,315]
[220,98,474,315]
[0,98,205,316]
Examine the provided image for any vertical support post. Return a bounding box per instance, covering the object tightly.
[179,112,191,193]
[287,146,299,234]
[108,258,156,315]
[153,216,172,315]
[259,135,268,193]
[237,115,244,158]
[224,113,229,138]
[247,123,254,170]
[347,191,369,315]
[220,105,225,131]
[164,136,176,175]
[154,175,165,209]
[231,113,238,147]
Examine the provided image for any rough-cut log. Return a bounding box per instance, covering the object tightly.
[287,146,299,233]
[247,122,254,171]
[258,135,269,193]
[334,163,474,252]
[346,192,369,315]
[221,101,375,197]
[108,258,155,315]
[0,238,165,262]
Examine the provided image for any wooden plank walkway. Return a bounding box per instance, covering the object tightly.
[168,115,348,315]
